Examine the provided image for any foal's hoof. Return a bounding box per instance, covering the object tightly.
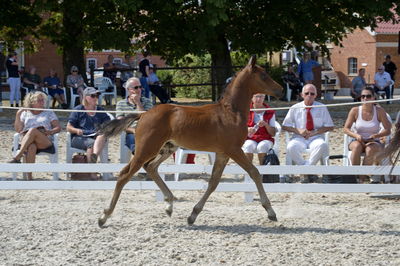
[98,217,106,228]
[268,215,278,222]
[187,216,195,226]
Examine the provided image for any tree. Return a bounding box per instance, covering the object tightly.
[1,0,398,99]
[128,0,399,99]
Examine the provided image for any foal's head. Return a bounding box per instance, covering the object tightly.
[243,56,283,98]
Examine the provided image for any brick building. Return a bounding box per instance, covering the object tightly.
[330,22,400,89]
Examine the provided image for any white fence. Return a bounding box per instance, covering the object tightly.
[1,163,400,202]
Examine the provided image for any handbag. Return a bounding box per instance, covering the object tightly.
[262,149,280,183]
[70,154,99,180]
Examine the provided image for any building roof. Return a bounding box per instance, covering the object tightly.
[375,20,400,34]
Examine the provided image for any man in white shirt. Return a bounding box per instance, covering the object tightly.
[282,84,334,180]
[374,65,392,101]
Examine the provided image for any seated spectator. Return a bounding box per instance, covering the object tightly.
[66,65,85,103]
[282,84,334,183]
[7,91,61,180]
[148,64,177,104]
[344,87,391,183]
[282,64,302,101]
[22,65,42,92]
[43,69,68,109]
[116,77,153,153]
[374,65,392,101]
[351,68,366,102]
[242,93,276,164]
[66,87,111,163]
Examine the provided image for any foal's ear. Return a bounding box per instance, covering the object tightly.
[247,55,257,68]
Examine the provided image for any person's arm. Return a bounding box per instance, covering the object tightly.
[47,119,61,136]
[259,114,276,136]
[67,122,83,135]
[370,108,391,139]
[14,109,25,133]
[343,108,361,140]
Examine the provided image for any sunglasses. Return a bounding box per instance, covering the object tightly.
[72,70,78,72]
[361,94,373,99]
[304,92,316,96]
[89,94,99,98]
[129,85,143,90]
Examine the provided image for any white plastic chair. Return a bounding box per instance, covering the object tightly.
[343,113,392,182]
[376,80,394,102]
[65,113,114,180]
[285,83,292,102]
[174,149,216,181]
[285,131,330,165]
[94,77,117,106]
[68,86,80,109]
[120,131,132,163]
[12,132,59,180]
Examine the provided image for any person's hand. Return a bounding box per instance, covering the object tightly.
[258,120,267,127]
[298,128,308,137]
[131,92,141,105]
[248,127,256,136]
[76,129,83,136]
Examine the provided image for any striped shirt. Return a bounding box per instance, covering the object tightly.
[116,97,153,127]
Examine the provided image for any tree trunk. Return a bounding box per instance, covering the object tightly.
[61,6,86,85]
[209,34,233,101]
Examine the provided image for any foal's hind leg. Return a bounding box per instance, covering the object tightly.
[227,149,277,222]
[143,142,178,217]
[187,153,229,225]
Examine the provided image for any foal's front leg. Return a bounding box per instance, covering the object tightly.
[228,149,277,222]
[187,153,229,225]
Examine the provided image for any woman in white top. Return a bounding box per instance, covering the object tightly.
[344,87,391,182]
[8,91,61,180]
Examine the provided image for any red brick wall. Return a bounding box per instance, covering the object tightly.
[24,40,63,83]
[85,52,166,70]
[330,29,376,88]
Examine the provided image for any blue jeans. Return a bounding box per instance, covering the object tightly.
[140,77,151,98]
[125,133,135,152]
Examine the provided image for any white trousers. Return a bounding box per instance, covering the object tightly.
[8,77,21,104]
[286,136,328,165]
[242,139,273,154]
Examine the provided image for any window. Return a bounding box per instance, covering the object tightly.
[86,58,97,71]
[348,57,357,75]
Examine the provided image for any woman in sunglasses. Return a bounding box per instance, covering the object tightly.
[344,87,391,183]
[67,87,111,163]
[66,65,85,103]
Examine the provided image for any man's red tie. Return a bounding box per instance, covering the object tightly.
[306,107,314,131]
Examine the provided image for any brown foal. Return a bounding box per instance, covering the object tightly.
[98,56,283,227]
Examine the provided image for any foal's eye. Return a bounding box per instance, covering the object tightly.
[260,72,268,81]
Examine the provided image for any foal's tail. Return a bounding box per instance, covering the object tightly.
[99,114,142,138]
[376,123,400,175]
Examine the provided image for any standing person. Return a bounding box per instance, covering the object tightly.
[242,93,276,164]
[383,55,397,98]
[138,51,151,98]
[373,65,392,101]
[43,69,67,108]
[297,53,320,84]
[148,64,176,104]
[120,54,135,99]
[102,55,117,105]
[6,52,21,107]
[282,84,334,182]
[67,87,110,163]
[7,91,61,180]
[116,77,153,154]
[66,65,85,104]
[351,68,367,102]
[344,87,391,183]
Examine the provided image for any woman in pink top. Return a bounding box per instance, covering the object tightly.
[344,87,391,183]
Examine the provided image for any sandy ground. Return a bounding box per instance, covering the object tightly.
[1,101,400,265]
[0,190,399,265]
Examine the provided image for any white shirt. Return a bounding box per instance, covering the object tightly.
[282,101,333,138]
[374,71,392,88]
[253,111,276,127]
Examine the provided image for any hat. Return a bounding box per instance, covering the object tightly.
[70,65,78,72]
[83,87,101,96]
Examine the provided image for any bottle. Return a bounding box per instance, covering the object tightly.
[248,124,259,137]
